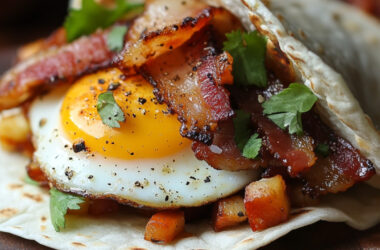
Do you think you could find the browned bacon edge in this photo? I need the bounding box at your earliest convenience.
[301,112,375,196]
[239,78,376,197]
[117,7,225,74]
[140,27,234,144]
[0,28,118,111]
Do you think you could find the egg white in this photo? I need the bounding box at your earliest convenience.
[29,85,259,208]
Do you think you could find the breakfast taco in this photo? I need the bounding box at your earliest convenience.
[0,0,380,249]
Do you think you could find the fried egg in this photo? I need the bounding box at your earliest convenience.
[29,68,258,208]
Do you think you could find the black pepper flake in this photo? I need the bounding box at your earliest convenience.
[65,168,74,180]
[98,79,105,84]
[186,181,190,185]
[73,139,86,153]
[88,175,94,179]
[204,176,211,183]
[151,168,155,171]
[189,176,196,180]
[237,211,244,217]
[132,114,136,118]
[165,195,169,201]
[39,118,47,127]
[138,97,147,105]
[108,183,111,186]
[135,181,142,187]
[68,157,73,161]
[108,82,120,91]
[130,152,134,156]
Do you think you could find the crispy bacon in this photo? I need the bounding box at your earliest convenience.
[233,76,374,196]
[233,84,317,176]
[192,120,264,171]
[119,5,221,73]
[0,29,115,111]
[302,113,375,196]
[127,0,209,42]
[141,28,234,144]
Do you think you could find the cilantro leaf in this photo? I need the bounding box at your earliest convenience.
[233,110,252,151]
[242,133,262,159]
[223,30,267,88]
[262,83,318,135]
[64,0,143,42]
[49,188,85,232]
[107,25,128,52]
[24,175,39,186]
[97,91,125,128]
[315,143,329,157]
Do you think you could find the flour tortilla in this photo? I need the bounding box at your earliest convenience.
[1,0,380,249]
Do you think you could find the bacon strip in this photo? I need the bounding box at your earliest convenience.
[0,29,115,111]
[141,28,234,144]
[302,113,375,196]
[192,120,263,171]
[233,84,317,176]
[119,6,219,73]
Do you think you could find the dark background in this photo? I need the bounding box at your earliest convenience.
[0,0,380,249]
[0,0,68,73]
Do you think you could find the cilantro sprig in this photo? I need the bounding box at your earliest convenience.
[233,110,262,159]
[97,91,125,128]
[223,30,267,88]
[50,188,85,232]
[242,133,262,159]
[107,25,128,52]
[315,143,330,157]
[24,175,40,186]
[262,83,318,135]
[64,0,143,42]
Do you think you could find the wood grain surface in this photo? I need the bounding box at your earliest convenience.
[0,1,379,249]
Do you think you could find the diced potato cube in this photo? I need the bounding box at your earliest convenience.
[212,195,247,232]
[0,110,30,142]
[144,210,185,244]
[244,175,290,231]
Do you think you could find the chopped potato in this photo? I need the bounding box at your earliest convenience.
[244,175,290,231]
[17,39,45,61]
[212,195,247,232]
[0,109,33,155]
[144,210,185,244]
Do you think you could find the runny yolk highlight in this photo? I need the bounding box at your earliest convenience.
[60,68,190,159]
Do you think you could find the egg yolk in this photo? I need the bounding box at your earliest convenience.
[60,68,190,159]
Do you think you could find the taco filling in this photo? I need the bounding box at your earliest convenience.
[0,0,377,245]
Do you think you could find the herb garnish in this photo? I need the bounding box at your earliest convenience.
[223,30,267,88]
[107,25,128,52]
[262,83,318,135]
[64,0,143,42]
[242,133,262,159]
[315,143,330,157]
[97,91,125,128]
[24,175,39,186]
[50,188,85,232]
[233,110,262,159]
